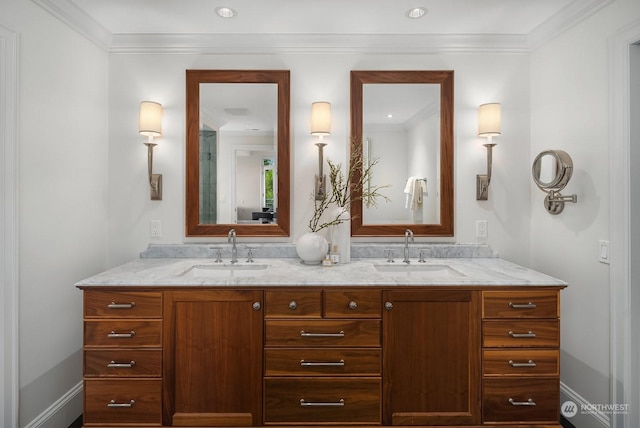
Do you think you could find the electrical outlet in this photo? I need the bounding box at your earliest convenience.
[476,220,488,239]
[150,220,162,238]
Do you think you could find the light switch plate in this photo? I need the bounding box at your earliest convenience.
[598,240,610,264]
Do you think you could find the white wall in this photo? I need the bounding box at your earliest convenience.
[530,0,640,426]
[3,0,109,426]
[107,52,533,266]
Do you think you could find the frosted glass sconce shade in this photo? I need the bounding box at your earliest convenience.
[478,103,501,138]
[139,101,163,138]
[310,102,331,136]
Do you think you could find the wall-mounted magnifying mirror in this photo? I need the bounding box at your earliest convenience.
[186,70,290,237]
[532,149,577,215]
[350,70,454,237]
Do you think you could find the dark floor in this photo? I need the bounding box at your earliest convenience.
[68,415,82,428]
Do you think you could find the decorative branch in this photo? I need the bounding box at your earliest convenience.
[308,144,390,232]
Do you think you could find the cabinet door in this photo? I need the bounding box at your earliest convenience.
[382,290,481,426]
[163,290,263,427]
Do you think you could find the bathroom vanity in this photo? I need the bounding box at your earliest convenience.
[77,247,566,428]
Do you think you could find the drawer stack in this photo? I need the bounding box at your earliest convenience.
[481,290,560,424]
[263,289,382,424]
[83,290,163,426]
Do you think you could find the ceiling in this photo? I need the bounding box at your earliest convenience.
[35,0,611,52]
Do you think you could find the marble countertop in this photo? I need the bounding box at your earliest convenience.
[75,255,567,288]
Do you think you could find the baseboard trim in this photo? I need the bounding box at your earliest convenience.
[560,381,611,428]
[24,381,83,428]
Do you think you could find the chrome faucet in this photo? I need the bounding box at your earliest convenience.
[228,229,238,264]
[403,229,414,264]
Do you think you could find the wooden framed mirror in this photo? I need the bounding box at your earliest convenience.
[186,70,290,237]
[350,70,454,237]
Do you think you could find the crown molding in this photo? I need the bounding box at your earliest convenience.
[31,0,112,50]
[32,0,612,54]
[528,0,614,51]
[108,33,530,54]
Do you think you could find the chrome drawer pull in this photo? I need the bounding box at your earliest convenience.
[300,330,345,338]
[107,360,136,368]
[509,398,536,406]
[348,301,358,310]
[107,302,136,309]
[107,399,135,408]
[108,331,136,339]
[300,398,345,407]
[508,359,536,368]
[300,359,345,367]
[509,302,536,309]
[508,330,536,338]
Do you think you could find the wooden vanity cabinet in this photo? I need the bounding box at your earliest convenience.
[81,285,564,428]
[481,290,561,424]
[163,289,263,427]
[382,290,482,426]
[263,289,382,425]
[82,290,163,427]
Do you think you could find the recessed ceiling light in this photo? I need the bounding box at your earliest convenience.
[407,7,426,19]
[216,6,236,18]
[387,114,393,118]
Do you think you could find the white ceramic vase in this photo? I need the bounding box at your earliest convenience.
[296,232,329,265]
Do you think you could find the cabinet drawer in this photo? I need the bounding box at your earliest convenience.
[483,320,559,348]
[264,378,381,423]
[265,320,380,347]
[85,291,162,318]
[483,349,559,376]
[85,349,162,377]
[83,379,162,425]
[265,290,322,318]
[265,348,381,376]
[84,320,162,347]
[483,378,559,423]
[483,291,559,319]
[324,290,381,318]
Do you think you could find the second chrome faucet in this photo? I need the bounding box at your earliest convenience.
[228,228,238,264]
[403,229,414,264]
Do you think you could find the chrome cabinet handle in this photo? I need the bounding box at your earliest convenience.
[107,302,136,309]
[108,331,136,338]
[509,302,537,309]
[289,301,298,310]
[300,330,345,338]
[509,330,536,338]
[300,359,345,367]
[107,360,136,368]
[509,398,536,406]
[107,399,135,408]
[385,302,393,311]
[300,398,345,407]
[348,301,358,310]
[252,302,261,311]
[508,359,536,368]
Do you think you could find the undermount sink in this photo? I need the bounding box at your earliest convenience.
[373,263,465,278]
[179,263,270,278]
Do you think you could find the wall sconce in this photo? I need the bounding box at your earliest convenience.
[310,101,331,200]
[139,101,164,200]
[476,102,501,201]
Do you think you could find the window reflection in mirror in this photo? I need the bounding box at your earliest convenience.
[186,70,290,237]
[350,70,454,237]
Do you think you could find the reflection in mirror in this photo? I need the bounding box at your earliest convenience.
[362,84,441,225]
[186,70,290,237]
[350,70,454,237]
